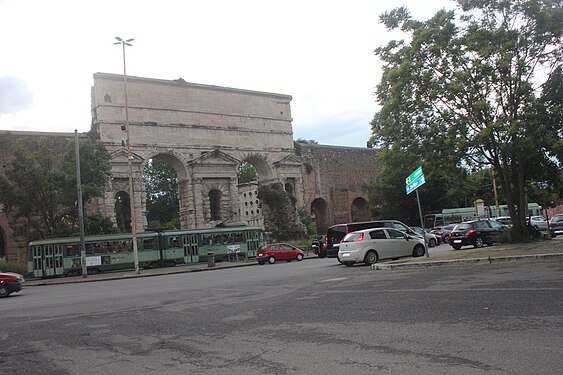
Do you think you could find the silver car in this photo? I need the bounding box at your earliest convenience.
[338,228,426,267]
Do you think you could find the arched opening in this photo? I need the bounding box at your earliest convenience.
[143,155,182,229]
[284,182,294,194]
[0,226,6,258]
[237,161,258,184]
[311,198,329,235]
[241,155,273,183]
[351,197,370,222]
[209,189,222,220]
[115,191,131,232]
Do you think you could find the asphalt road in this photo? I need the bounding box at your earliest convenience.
[1,258,562,374]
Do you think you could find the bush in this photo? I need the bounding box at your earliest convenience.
[0,258,28,275]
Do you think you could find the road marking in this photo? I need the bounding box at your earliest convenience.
[319,277,347,283]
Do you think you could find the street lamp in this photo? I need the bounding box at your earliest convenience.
[114,36,139,274]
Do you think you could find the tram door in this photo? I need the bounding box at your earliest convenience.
[31,244,64,277]
[182,234,199,263]
[245,230,260,257]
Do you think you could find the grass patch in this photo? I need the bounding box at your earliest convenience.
[390,237,563,264]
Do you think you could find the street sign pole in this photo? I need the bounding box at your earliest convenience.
[416,189,428,257]
[406,166,428,257]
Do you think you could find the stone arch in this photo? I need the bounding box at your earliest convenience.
[142,152,186,229]
[284,180,295,194]
[311,198,329,235]
[351,197,370,222]
[115,190,131,231]
[241,154,273,183]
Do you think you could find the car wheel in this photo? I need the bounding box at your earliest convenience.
[363,250,378,265]
[344,262,354,267]
[296,253,304,261]
[0,285,10,298]
[473,237,484,248]
[413,245,425,257]
[258,260,265,265]
[452,244,462,250]
[429,238,436,247]
[268,256,276,264]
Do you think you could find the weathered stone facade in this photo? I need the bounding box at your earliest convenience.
[0,73,382,263]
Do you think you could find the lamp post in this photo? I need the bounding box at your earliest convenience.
[114,36,139,274]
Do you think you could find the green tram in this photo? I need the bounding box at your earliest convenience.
[28,225,265,278]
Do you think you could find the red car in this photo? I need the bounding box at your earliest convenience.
[0,271,25,298]
[256,243,304,265]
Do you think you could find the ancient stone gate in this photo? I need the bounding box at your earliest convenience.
[0,74,381,262]
[91,73,304,231]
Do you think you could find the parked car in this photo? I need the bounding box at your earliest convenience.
[256,243,304,265]
[0,271,25,298]
[493,216,512,227]
[528,216,548,231]
[322,220,423,258]
[430,225,455,243]
[549,214,563,236]
[411,226,440,247]
[337,228,426,267]
[449,219,505,250]
[311,238,322,255]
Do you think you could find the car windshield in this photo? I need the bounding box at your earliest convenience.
[342,232,362,242]
[454,223,472,231]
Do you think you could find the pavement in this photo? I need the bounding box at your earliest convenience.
[25,243,563,287]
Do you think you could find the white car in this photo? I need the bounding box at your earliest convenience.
[411,226,440,247]
[338,228,426,267]
[528,216,548,231]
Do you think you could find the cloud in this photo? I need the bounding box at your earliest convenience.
[0,76,33,115]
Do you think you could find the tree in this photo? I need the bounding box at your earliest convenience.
[370,0,562,240]
[143,158,180,229]
[0,137,113,239]
[237,161,258,184]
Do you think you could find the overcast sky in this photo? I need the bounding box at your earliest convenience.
[0,0,455,147]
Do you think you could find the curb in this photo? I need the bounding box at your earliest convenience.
[25,255,319,287]
[371,253,563,270]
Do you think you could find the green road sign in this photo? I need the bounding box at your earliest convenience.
[405,166,423,185]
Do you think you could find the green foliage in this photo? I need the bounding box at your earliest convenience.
[237,161,258,184]
[84,213,119,235]
[258,183,301,240]
[298,207,317,235]
[371,0,562,239]
[0,137,112,240]
[0,258,28,275]
[143,158,180,228]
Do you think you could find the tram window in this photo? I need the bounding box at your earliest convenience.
[85,244,95,255]
[143,239,154,250]
[66,244,79,257]
[168,237,179,248]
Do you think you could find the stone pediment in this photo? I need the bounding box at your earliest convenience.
[188,149,240,166]
[111,149,144,164]
[273,154,302,166]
